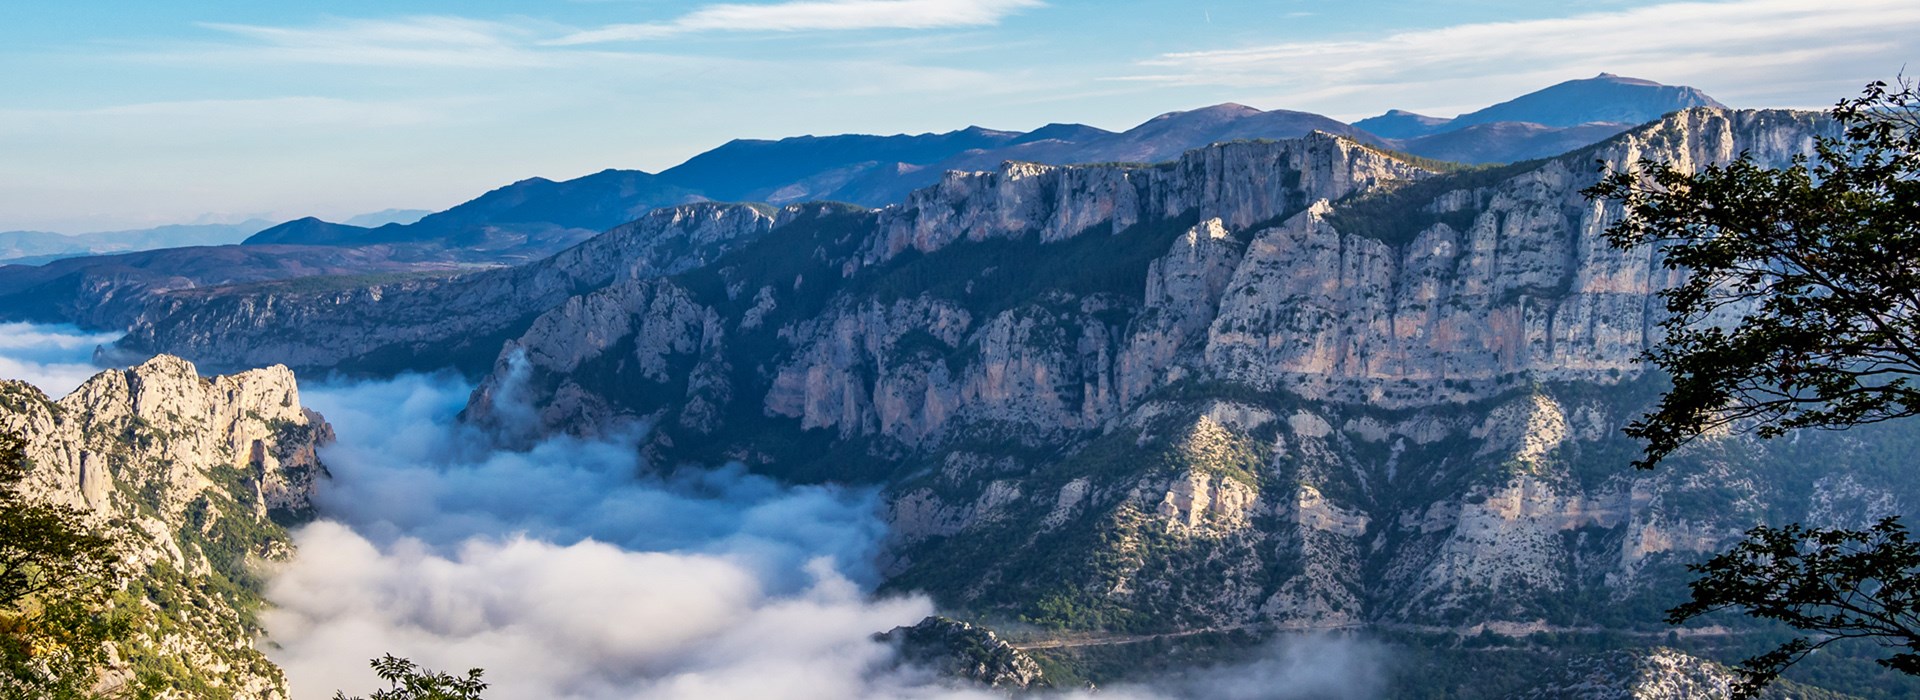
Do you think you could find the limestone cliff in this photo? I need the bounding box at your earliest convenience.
[115,202,776,376]
[0,356,333,699]
[436,109,1873,642]
[99,108,1891,695]
[877,616,1051,691]
[1513,648,1851,699]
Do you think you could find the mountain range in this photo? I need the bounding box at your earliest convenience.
[238,73,1720,255]
[90,105,1920,697]
[0,73,1729,332]
[4,61,1917,697]
[0,210,430,266]
[1355,73,1729,137]
[0,220,275,266]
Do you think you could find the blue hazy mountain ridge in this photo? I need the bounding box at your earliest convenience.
[242,103,1373,250]
[1,73,1728,333]
[0,242,462,327]
[1451,73,1727,128]
[1354,73,1728,138]
[1009,122,1116,145]
[3,206,430,265]
[1397,121,1636,165]
[246,74,1717,252]
[831,104,1380,205]
[0,220,275,265]
[245,169,706,254]
[341,208,432,228]
[655,125,1030,201]
[241,128,1066,250]
[1350,109,1454,139]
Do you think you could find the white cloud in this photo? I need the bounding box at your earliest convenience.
[0,325,1400,699]
[263,367,1397,699]
[192,16,561,68]
[0,322,121,398]
[265,525,940,700]
[270,372,936,699]
[551,0,1044,44]
[1124,0,1920,118]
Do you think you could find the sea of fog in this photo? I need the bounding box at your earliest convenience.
[1,322,1387,700]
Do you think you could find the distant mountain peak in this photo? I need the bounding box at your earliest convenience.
[243,216,371,246]
[1450,74,1725,129]
[1591,72,1660,86]
[1356,73,1725,145]
[1352,109,1454,139]
[1149,103,1262,122]
[1009,122,1113,146]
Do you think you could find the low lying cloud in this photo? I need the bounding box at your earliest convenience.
[1131,636,1392,700]
[0,323,1395,698]
[266,523,940,700]
[552,0,1045,45]
[276,370,1397,699]
[0,322,121,398]
[275,373,930,699]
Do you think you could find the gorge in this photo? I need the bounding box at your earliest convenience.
[2,82,1914,698]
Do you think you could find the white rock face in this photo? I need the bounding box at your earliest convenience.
[121,202,775,374]
[865,133,1424,262]
[108,110,1866,648]
[0,355,333,700]
[1203,110,1829,408]
[430,111,1885,640]
[1516,648,1746,699]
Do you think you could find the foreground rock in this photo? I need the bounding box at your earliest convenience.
[878,616,1051,691]
[1515,648,1849,700]
[0,355,332,700]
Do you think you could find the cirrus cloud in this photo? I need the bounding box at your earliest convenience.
[551,0,1045,44]
[1120,0,1920,118]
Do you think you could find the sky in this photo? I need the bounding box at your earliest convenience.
[0,0,1913,233]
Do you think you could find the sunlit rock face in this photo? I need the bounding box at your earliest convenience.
[0,355,333,699]
[1512,647,1802,699]
[105,109,1884,681]
[435,109,1882,646]
[115,202,776,377]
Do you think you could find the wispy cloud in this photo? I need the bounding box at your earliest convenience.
[1123,0,1920,116]
[551,0,1044,44]
[187,16,562,68]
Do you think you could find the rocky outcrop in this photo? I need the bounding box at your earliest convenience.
[1513,647,1847,699]
[0,356,333,700]
[1204,109,1830,407]
[86,110,1878,687]
[876,616,1050,691]
[441,110,1876,638]
[865,133,1424,262]
[464,109,1832,453]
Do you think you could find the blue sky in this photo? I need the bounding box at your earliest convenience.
[1,0,1913,232]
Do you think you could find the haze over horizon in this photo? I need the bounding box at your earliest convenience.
[2,0,1913,232]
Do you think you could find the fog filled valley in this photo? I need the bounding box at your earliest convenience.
[3,6,1919,694]
[0,323,1396,699]
[11,103,1920,697]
